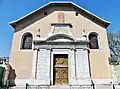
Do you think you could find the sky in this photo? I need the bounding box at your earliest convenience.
[0,0,120,56]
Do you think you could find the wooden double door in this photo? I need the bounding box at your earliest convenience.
[53,54,68,85]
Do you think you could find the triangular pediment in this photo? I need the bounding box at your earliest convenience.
[10,1,110,29]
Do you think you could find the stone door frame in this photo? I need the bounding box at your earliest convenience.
[51,50,69,85]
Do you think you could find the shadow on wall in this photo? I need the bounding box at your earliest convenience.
[8,66,16,86]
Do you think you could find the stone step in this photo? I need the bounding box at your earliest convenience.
[8,84,113,89]
[50,85,70,89]
[9,86,25,89]
[114,85,120,89]
[9,85,70,89]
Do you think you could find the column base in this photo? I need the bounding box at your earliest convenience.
[69,78,91,85]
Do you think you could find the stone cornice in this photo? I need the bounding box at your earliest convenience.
[33,40,89,45]
[51,23,73,28]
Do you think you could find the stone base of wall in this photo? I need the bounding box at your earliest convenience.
[94,84,112,89]
[9,79,113,89]
[11,79,50,86]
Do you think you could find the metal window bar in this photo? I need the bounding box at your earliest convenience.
[70,85,92,89]
[70,85,82,89]
[26,84,50,89]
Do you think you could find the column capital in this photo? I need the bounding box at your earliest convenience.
[46,48,53,51]
[33,48,39,51]
[70,48,76,51]
[83,48,90,53]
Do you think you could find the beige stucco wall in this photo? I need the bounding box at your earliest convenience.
[9,6,111,79]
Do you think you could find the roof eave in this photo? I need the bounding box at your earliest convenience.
[105,22,111,28]
[9,1,111,28]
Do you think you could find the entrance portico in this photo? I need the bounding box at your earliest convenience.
[32,34,91,87]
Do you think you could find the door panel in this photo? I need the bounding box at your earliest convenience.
[55,68,68,84]
[54,54,68,85]
[56,58,68,65]
[61,68,68,84]
[55,68,61,84]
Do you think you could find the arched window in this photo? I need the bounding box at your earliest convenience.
[21,32,33,49]
[89,32,99,49]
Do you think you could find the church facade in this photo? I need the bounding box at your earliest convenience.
[9,1,112,89]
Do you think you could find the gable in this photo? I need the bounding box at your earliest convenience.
[9,1,110,30]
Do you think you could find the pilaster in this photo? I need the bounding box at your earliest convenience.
[76,48,91,85]
[69,48,77,85]
[36,48,51,85]
[32,48,39,79]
